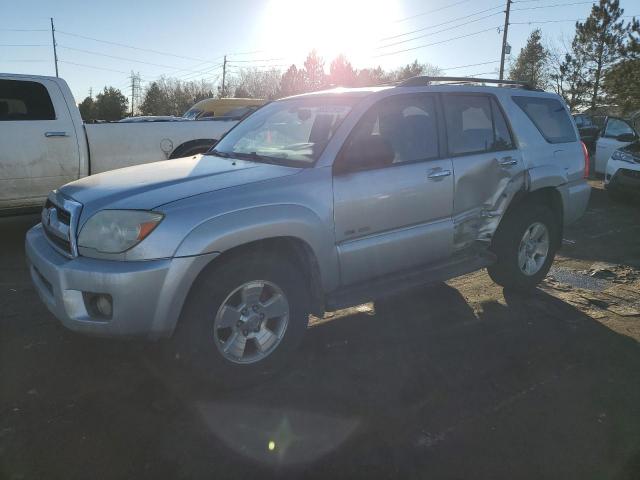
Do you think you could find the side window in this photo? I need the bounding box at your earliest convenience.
[444,95,494,155]
[604,118,635,138]
[574,115,583,127]
[491,98,515,151]
[342,94,439,167]
[513,96,576,144]
[0,79,55,121]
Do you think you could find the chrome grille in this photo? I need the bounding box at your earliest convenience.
[41,192,82,258]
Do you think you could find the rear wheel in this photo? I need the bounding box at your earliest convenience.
[169,250,310,386]
[488,203,560,291]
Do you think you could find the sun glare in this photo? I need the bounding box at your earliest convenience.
[259,0,400,68]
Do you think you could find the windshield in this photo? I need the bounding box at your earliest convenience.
[209,97,355,166]
[183,108,202,120]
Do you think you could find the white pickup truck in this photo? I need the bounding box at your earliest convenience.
[0,73,239,214]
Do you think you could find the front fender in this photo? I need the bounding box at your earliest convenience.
[174,204,339,292]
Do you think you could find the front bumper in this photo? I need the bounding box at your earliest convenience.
[25,224,218,339]
[605,160,640,194]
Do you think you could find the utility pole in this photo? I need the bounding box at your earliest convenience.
[88,87,93,99]
[50,17,59,77]
[221,55,227,97]
[499,0,512,80]
[129,71,140,116]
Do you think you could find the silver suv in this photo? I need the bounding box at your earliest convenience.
[26,77,591,378]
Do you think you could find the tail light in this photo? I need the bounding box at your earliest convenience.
[581,141,590,178]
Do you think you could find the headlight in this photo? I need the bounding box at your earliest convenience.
[78,210,164,253]
[611,150,636,164]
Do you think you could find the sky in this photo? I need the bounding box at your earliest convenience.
[2,0,637,104]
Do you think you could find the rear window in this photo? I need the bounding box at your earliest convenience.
[513,96,576,144]
[0,79,55,121]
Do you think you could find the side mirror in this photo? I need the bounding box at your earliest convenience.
[616,133,636,143]
[334,136,395,175]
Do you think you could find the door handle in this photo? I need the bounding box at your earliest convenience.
[499,157,517,167]
[44,131,68,138]
[427,169,452,180]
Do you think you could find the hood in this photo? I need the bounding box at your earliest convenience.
[61,155,301,215]
[621,141,640,158]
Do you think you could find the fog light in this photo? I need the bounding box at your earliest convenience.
[95,295,113,318]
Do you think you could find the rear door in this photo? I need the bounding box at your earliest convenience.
[333,93,454,285]
[442,93,522,250]
[595,117,638,173]
[0,78,80,209]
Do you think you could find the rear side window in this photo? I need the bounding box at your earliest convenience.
[443,95,514,155]
[0,79,55,121]
[513,96,576,144]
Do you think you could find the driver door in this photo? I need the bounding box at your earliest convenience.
[332,93,454,286]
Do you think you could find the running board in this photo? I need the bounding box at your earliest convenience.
[325,250,496,311]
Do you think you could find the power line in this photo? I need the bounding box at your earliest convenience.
[441,60,501,71]
[0,44,48,47]
[0,28,48,32]
[378,12,503,49]
[227,58,285,63]
[381,3,505,41]
[58,60,131,74]
[1,59,48,62]
[374,26,500,57]
[393,0,474,23]
[511,14,638,24]
[57,45,227,74]
[511,1,595,11]
[56,30,223,64]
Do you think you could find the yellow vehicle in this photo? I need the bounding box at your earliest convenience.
[183,98,265,119]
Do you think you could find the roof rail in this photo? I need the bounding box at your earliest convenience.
[398,76,534,90]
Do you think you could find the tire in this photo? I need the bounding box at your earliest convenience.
[168,250,310,387]
[487,203,560,291]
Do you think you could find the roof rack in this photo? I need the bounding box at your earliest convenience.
[398,76,534,90]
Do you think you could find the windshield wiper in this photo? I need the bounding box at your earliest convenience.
[206,149,233,158]
[231,151,283,165]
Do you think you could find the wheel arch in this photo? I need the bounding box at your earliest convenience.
[169,138,217,159]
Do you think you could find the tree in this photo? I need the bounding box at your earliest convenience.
[78,96,95,121]
[228,67,281,99]
[329,54,357,87]
[553,53,591,110]
[571,0,631,108]
[94,87,128,121]
[509,29,550,89]
[139,81,166,116]
[279,64,306,97]
[139,77,215,116]
[602,58,640,114]
[355,66,387,87]
[303,50,326,91]
[388,60,441,82]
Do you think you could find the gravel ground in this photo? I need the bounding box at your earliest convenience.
[1,182,639,480]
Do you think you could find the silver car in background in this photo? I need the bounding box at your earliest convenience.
[26,77,591,381]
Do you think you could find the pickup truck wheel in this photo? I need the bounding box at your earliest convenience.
[171,252,310,386]
[488,204,559,291]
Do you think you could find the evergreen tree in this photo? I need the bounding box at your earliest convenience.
[329,54,357,87]
[78,96,95,121]
[509,29,549,89]
[303,50,326,91]
[571,0,631,108]
[279,64,306,97]
[94,87,128,121]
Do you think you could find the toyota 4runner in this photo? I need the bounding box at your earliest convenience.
[26,77,591,378]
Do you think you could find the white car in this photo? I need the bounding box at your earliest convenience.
[604,141,640,200]
[594,116,639,174]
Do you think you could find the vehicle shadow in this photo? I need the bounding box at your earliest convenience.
[31,282,634,480]
[560,184,640,266]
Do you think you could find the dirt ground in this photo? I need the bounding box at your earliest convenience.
[1,181,639,480]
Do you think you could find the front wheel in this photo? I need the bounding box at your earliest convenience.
[169,251,310,386]
[488,204,560,291]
